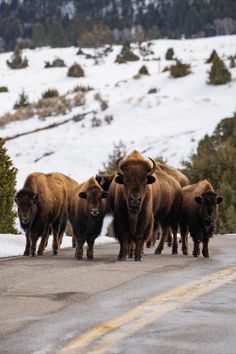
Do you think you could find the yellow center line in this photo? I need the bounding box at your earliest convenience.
[58,267,236,354]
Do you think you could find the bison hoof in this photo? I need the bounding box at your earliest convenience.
[53,250,58,256]
[172,250,178,255]
[168,243,172,247]
[23,251,29,256]
[117,255,126,261]
[87,257,94,261]
[202,252,209,258]
[134,256,141,261]
[182,251,188,256]
[154,248,162,255]
[128,254,133,259]
[146,242,151,248]
[31,252,35,257]
[192,252,198,257]
[37,250,44,256]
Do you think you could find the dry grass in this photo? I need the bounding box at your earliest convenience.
[0,92,86,127]
[94,92,108,111]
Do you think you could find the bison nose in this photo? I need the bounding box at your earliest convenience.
[129,195,141,205]
[91,208,99,216]
[22,217,30,224]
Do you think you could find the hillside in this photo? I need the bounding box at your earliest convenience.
[0,35,235,189]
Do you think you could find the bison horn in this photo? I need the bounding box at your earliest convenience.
[116,158,124,175]
[147,158,156,175]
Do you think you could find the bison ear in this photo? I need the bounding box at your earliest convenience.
[217,196,223,204]
[79,192,87,199]
[102,191,109,199]
[115,175,124,184]
[147,175,156,184]
[194,196,203,204]
[32,193,39,203]
[14,195,19,204]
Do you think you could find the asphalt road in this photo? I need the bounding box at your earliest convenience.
[0,234,236,354]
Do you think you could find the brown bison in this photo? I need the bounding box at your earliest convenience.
[70,177,109,260]
[15,172,67,256]
[152,162,189,251]
[179,180,223,258]
[48,172,79,248]
[151,164,182,255]
[108,150,157,261]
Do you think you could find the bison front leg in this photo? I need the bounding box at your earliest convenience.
[37,226,50,256]
[202,238,209,258]
[128,241,135,258]
[193,240,200,257]
[23,231,30,256]
[75,237,85,260]
[134,238,144,261]
[179,223,188,255]
[117,239,128,261]
[29,233,38,257]
[87,239,95,260]
[155,223,168,255]
[171,223,178,255]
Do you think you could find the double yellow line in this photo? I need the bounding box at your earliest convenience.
[59,266,236,354]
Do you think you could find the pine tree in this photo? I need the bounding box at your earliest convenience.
[208,57,231,85]
[0,138,17,233]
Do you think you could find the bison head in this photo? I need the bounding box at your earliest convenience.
[14,188,39,231]
[194,191,223,230]
[79,185,108,217]
[115,157,156,215]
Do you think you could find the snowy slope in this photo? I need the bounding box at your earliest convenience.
[0,35,235,256]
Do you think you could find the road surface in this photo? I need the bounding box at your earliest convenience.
[0,234,236,354]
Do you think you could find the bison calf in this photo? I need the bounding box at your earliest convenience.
[179,180,223,258]
[15,172,67,256]
[70,177,109,260]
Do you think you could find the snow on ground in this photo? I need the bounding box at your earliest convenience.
[0,216,115,258]
[0,35,235,257]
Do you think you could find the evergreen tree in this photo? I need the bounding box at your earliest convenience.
[0,138,17,234]
[182,115,236,233]
[208,57,231,85]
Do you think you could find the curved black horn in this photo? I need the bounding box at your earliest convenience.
[147,158,156,175]
[116,158,124,175]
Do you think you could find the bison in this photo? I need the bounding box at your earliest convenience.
[15,172,67,256]
[151,164,182,255]
[179,180,223,258]
[108,150,157,261]
[152,162,189,252]
[48,172,79,248]
[70,177,109,260]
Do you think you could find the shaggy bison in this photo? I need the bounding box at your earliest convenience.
[70,177,109,260]
[108,150,157,261]
[15,172,67,256]
[179,180,223,257]
[48,172,79,247]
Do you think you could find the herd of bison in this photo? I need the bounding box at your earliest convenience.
[14,150,223,261]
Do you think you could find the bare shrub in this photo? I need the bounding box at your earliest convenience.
[42,89,59,99]
[0,86,8,93]
[104,115,113,124]
[68,63,85,77]
[94,92,108,111]
[91,116,102,127]
[73,85,93,93]
[45,58,66,68]
[7,48,28,69]
[73,92,86,106]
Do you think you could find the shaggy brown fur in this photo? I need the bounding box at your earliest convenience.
[15,172,67,256]
[70,177,109,260]
[108,150,157,261]
[49,172,79,247]
[151,164,182,255]
[152,163,189,252]
[179,180,223,258]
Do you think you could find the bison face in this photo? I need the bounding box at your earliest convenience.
[79,186,108,217]
[115,158,156,216]
[195,191,223,230]
[14,189,39,231]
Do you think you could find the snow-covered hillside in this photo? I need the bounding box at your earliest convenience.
[0,35,235,257]
[1,35,235,188]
